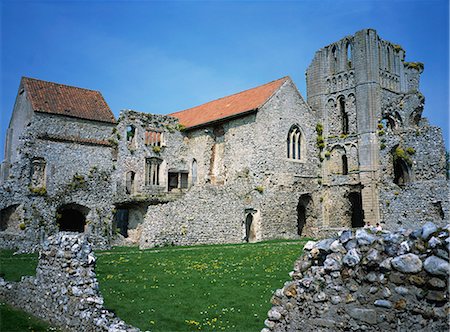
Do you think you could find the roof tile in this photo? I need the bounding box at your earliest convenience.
[170,76,289,128]
[22,77,116,124]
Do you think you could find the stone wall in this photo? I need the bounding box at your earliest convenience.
[0,233,139,332]
[263,222,449,331]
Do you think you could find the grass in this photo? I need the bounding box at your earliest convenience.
[96,239,307,331]
[0,250,38,281]
[0,302,58,332]
[0,239,308,332]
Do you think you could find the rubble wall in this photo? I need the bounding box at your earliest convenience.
[263,222,449,332]
[0,233,139,332]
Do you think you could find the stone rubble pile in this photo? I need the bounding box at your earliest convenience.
[263,222,449,331]
[0,233,139,332]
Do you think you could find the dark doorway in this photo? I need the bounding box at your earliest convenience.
[349,192,364,227]
[244,213,253,242]
[168,172,178,191]
[297,194,312,236]
[114,209,129,237]
[394,158,410,185]
[59,209,86,232]
[126,171,135,194]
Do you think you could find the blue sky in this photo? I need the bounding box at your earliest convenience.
[1,0,448,159]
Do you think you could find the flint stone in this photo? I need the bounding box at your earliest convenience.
[428,237,441,248]
[356,229,377,245]
[343,249,360,267]
[391,254,423,273]
[347,307,377,324]
[268,308,282,321]
[395,286,409,295]
[421,222,438,240]
[330,240,347,253]
[374,300,392,308]
[428,277,446,289]
[424,256,449,277]
[315,238,335,252]
[324,253,343,271]
[340,230,353,243]
[303,240,317,251]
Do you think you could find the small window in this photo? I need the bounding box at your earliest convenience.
[287,125,303,160]
[168,171,189,191]
[192,159,198,185]
[126,125,136,142]
[339,97,349,134]
[346,42,352,68]
[145,130,162,146]
[145,158,161,186]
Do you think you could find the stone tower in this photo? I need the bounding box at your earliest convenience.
[306,28,425,227]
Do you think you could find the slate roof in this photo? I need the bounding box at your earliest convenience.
[22,77,116,123]
[169,76,289,129]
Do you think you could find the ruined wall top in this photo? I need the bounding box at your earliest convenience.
[306,28,424,100]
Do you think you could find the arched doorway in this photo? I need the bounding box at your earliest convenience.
[57,204,89,232]
[393,158,410,185]
[348,192,364,228]
[297,194,312,236]
[244,213,253,242]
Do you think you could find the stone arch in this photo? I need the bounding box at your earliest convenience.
[57,203,90,233]
[287,124,305,161]
[297,194,312,236]
[329,145,347,175]
[393,158,411,185]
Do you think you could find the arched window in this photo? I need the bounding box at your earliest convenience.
[338,96,349,134]
[287,125,303,160]
[331,45,338,73]
[346,42,352,68]
[192,159,198,185]
[386,47,391,71]
[342,155,348,175]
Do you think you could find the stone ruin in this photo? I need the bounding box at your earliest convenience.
[0,233,139,332]
[263,222,449,331]
[0,28,448,252]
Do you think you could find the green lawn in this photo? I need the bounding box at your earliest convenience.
[0,250,38,281]
[96,240,306,332]
[0,302,59,332]
[0,240,306,332]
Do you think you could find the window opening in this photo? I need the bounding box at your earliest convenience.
[339,97,349,134]
[145,130,162,146]
[342,155,348,175]
[287,125,302,160]
[126,171,135,194]
[145,158,161,186]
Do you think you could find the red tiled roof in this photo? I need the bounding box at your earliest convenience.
[22,77,116,123]
[169,76,289,129]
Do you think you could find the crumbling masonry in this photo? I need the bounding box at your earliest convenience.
[0,29,448,250]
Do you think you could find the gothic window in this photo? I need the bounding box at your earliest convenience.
[339,96,349,134]
[31,158,46,188]
[145,130,162,146]
[145,158,162,186]
[387,47,391,71]
[287,125,303,160]
[346,42,352,68]
[331,45,338,73]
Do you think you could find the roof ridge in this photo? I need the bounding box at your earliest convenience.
[170,76,289,116]
[22,76,103,94]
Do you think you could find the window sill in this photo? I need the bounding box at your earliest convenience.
[286,158,306,164]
